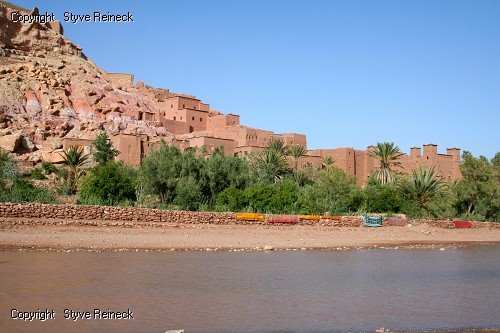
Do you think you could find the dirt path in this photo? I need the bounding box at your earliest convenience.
[1,222,499,251]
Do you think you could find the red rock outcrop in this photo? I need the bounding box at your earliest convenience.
[0,1,182,165]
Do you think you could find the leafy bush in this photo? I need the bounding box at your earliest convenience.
[362,181,403,213]
[0,149,18,191]
[215,185,247,212]
[78,162,136,206]
[41,162,57,175]
[137,143,185,203]
[243,183,275,212]
[172,176,203,210]
[203,147,252,204]
[216,180,300,213]
[296,167,361,214]
[266,179,300,213]
[0,179,56,204]
[30,168,46,180]
[453,152,500,221]
[425,185,457,219]
[53,167,72,195]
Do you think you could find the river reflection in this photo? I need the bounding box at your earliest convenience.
[0,245,499,333]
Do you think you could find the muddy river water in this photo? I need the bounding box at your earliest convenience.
[0,245,499,332]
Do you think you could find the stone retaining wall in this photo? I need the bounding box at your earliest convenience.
[0,203,497,228]
[301,216,363,227]
[0,203,237,225]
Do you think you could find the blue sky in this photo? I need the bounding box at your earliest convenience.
[16,0,500,158]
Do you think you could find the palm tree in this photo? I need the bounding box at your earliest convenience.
[369,142,404,185]
[60,146,90,194]
[322,156,335,170]
[289,145,307,170]
[399,166,444,214]
[257,148,290,183]
[293,169,312,186]
[267,138,288,155]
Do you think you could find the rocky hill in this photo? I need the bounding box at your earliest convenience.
[0,1,184,165]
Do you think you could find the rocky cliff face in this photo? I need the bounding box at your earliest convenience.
[0,1,177,165]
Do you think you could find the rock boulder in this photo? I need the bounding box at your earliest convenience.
[0,132,21,152]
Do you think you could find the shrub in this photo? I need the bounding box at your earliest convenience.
[0,179,56,204]
[172,176,203,211]
[78,162,136,206]
[217,180,300,213]
[362,182,403,213]
[296,167,361,214]
[0,149,18,191]
[244,183,275,212]
[137,143,184,203]
[30,168,46,180]
[215,185,247,212]
[266,179,300,213]
[41,162,57,175]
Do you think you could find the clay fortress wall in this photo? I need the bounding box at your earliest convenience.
[65,75,462,186]
[3,0,458,185]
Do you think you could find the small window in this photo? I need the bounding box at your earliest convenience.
[183,104,185,108]
[180,116,182,120]
[200,118,202,122]
[171,104,173,108]
[192,116,195,121]
[173,116,176,120]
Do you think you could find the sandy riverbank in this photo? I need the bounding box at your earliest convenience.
[1,220,499,251]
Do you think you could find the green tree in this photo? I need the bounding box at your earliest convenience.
[137,142,183,203]
[399,166,444,217]
[204,147,251,205]
[92,132,119,165]
[369,142,404,185]
[426,184,458,219]
[453,151,499,221]
[296,166,361,214]
[362,179,403,213]
[78,162,136,205]
[216,185,248,212]
[60,146,90,194]
[172,176,202,210]
[266,179,300,213]
[243,183,275,212]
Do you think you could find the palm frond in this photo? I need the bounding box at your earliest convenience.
[369,142,403,185]
[399,166,444,209]
[289,145,307,169]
